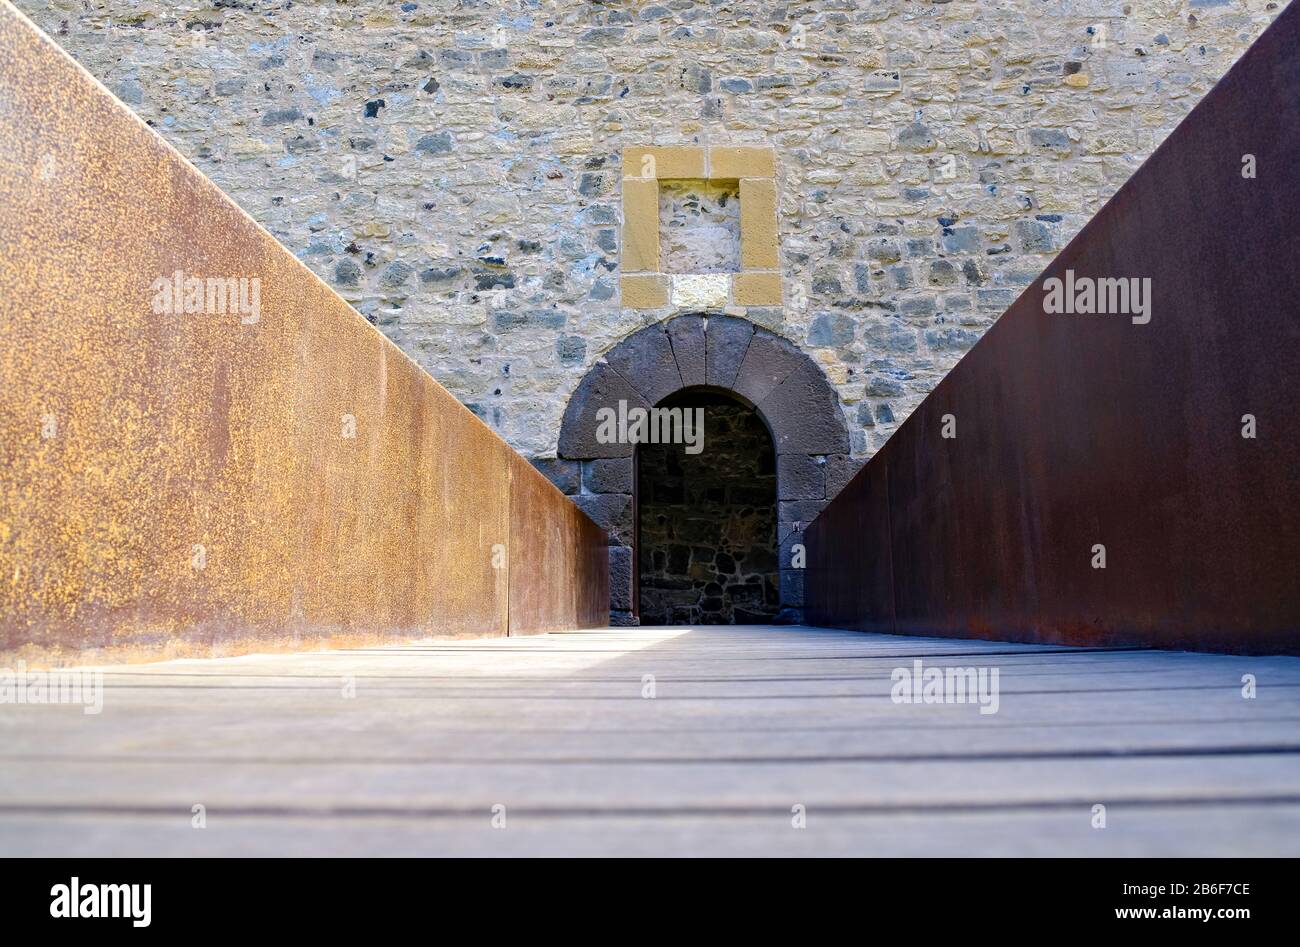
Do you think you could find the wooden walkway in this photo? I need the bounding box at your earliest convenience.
[3,625,1299,856]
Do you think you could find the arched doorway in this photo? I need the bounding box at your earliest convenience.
[554,314,855,626]
[637,389,779,624]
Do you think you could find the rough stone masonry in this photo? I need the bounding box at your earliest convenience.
[16,0,1281,593]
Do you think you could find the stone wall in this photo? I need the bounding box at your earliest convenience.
[638,394,780,625]
[15,0,1280,459]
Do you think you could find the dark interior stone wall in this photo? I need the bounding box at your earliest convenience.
[637,392,779,624]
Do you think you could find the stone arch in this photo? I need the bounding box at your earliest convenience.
[555,314,857,626]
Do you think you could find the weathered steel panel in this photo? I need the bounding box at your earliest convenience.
[807,4,1300,654]
[0,3,606,663]
[804,458,893,633]
[508,454,610,634]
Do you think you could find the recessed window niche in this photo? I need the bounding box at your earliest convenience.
[658,180,741,274]
[619,144,782,311]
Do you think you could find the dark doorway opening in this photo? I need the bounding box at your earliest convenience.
[636,390,779,625]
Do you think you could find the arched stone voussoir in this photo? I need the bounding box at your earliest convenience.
[603,321,683,406]
[704,314,755,388]
[733,327,806,407]
[558,360,651,459]
[757,360,851,455]
[664,314,707,388]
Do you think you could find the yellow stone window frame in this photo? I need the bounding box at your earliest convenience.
[619,145,781,310]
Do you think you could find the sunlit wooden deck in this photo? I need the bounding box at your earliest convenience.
[3,626,1299,856]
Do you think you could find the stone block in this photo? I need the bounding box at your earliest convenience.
[622,145,706,179]
[733,327,804,405]
[758,361,851,455]
[530,457,580,494]
[733,271,782,306]
[558,361,651,459]
[777,454,824,501]
[672,273,729,309]
[709,145,775,178]
[609,545,633,610]
[665,315,707,386]
[620,274,668,308]
[621,176,659,272]
[740,178,779,269]
[704,314,754,388]
[779,499,827,530]
[584,457,634,494]
[573,493,634,545]
[779,569,806,608]
[602,322,682,404]
[806,311,855,348]
[824,453,863,498]
[778,530,809,571]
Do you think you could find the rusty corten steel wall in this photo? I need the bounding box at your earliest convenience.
[806,4,1300,655]
[508,454,610,634]
[0,2,606,664]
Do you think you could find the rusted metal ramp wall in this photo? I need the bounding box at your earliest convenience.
[806,4,1300,655]
[0,3,606,664]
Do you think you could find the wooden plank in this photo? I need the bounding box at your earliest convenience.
[2,626,1298,855]
[4,804,1300,857]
